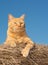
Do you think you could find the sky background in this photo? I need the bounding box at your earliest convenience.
[0,0,48,45]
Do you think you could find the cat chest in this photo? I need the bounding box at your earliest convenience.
[16,37,24,43]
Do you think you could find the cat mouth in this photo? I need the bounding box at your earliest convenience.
[18,27,23,29]
[14,27,25,32]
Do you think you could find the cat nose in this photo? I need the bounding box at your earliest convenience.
[18,23,21,27]
[18,23,23,27]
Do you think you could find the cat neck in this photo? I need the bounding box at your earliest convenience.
[7,30,27,39]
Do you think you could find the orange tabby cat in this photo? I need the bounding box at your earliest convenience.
[4,14,34,57]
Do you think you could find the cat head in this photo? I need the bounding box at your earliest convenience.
[8,14,25,33]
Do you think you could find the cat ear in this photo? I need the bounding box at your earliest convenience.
[20,14,25,20]
[8,14,14,21]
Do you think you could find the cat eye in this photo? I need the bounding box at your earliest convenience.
[20,22,23,24]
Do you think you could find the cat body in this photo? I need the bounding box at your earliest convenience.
[4,14,34,57]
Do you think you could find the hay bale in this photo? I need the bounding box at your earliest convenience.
[0,43,48,65]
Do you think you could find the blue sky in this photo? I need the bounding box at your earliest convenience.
[0,0,48,44]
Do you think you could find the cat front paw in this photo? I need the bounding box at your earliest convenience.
[21,49,29,57]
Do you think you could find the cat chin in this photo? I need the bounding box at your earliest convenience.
[15,30,25,32]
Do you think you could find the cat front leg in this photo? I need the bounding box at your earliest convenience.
[4,39,16,47]
[10,41,16,47]
[21,37,34,57]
